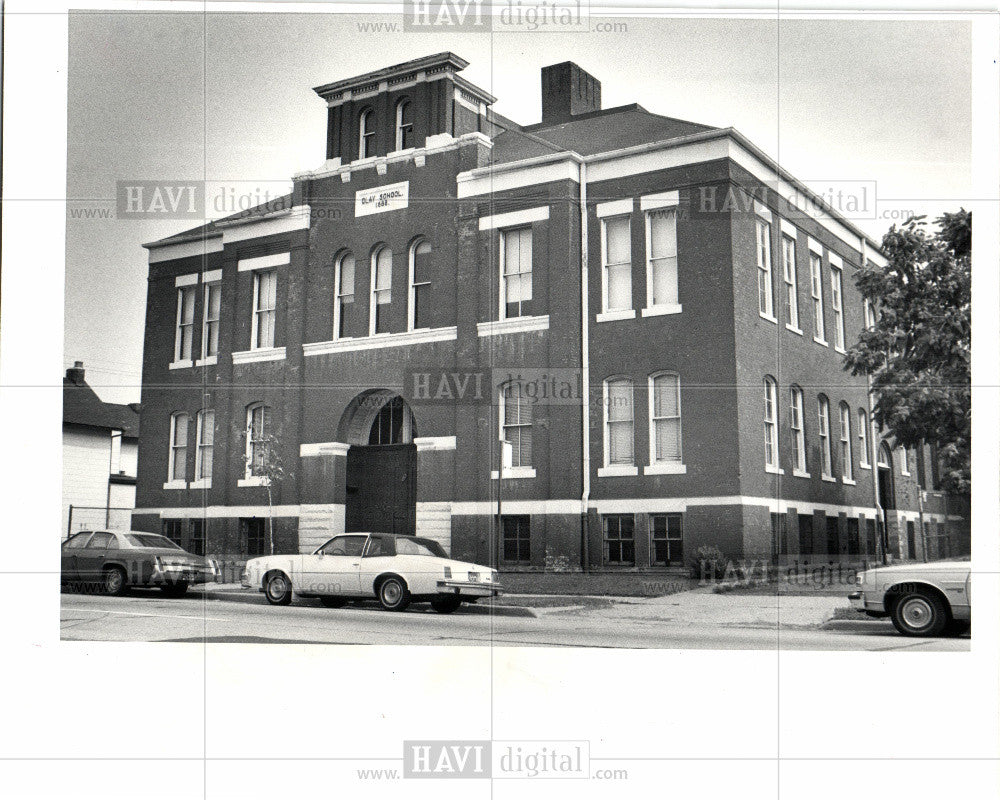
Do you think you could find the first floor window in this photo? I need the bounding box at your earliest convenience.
[202,282,221,358]
[195,409,215,481]
[335,252,355,339]
[839,402,853,481]
[605,378,634,465]
[189,519,206,556]
[162,519,183,547]
[603,514,635,566]
[252,269,277,349]
[502,383,532,468]
[174,286,196,361]
[649,513,683,566]
[650,372,682,463]
[603,215,632,311]
[647,209,678,307]
[858,408,870,466]
[764,376,779,469]
[818,396,833,478]
[790,386,806,472]
[168,412,188,482]
[409,239,432,330]
[770,513,788,559]
[756,218,773,317]
[246,404,272,478]
[501,516,531,564]
[502,226,532,318]
[370,245,392,335]
[241,518,267,556]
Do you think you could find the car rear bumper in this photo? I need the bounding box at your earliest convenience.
[152,562,219,586]
[436,580,502,598]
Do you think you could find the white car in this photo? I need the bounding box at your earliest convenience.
[849,559,971,637]
[241,532,502,613]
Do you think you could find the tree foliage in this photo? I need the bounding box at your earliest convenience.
[845,210,970,495]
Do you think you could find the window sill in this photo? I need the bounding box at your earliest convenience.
[195,355,218,367]
[860,463,872,471]
[765,465,785,475]
[813,337,829,347]
[900,471,911,478]
[596,309,636,323]
[490,467,536,479]
[304,327,457,355]
[759,312,778,325]
[238,476,270,487]
[842,477,857,486]
[163,480,187,490]
[477,316,549,337]
[834,346,848,355]
[598,465,638,477]
[168,359,193,371]
[641,304,682,318]
[189,478,212,490]
[233,347,286,364]
[821,475,838,483]
[785,324,804,336]
[792,469,811,479]
[643,463,687,475]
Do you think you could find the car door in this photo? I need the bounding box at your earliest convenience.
[299,535,366,596]
[61,532,93,581]
[77,531,114,582]
[358,535,393,595]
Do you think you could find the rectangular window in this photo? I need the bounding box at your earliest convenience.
[756,219,774,318]
[241,518,267,557]
[790,387,806,473]
[189,519,206,556]
[502,384,532,468]
[764,378,779,470]
[174,286,196,362]
[195,409,215,481]
[371,247,393,335]
[649,513,683,567]
[847,518,860,556]
[899,447,910,476]
[605,379,634,465]
[798,514,814,556]
[781,235,799,329]
[202,283,221,358]
[831,266,846,350]
[603,216,632,312]
[335,254,355,339]
[646,209,678,308]
[770,513,789,560]
[501,516,531,564]
[501,227,532,319]
[168,413,188,483]
[603,514,635,566]
[826,516,841,558]
[839,404,854,481]
[409,240,433,330]
[246,405,271,478]
[858,409,870,467]
[810,252,826,342]
[251,270,277,349]
[818,397,833,478]
[650,373,682,463]
[162,519,183,547]
[863,297,876,330]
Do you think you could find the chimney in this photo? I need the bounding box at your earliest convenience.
[66,361,85,385]
[540,61,601,125]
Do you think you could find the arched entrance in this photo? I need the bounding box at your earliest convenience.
[338,391,418,536]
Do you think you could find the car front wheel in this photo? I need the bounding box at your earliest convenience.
[377,577,410,612]
[264,572,292,606]
[891,591,948,637]
[103,566,127,596]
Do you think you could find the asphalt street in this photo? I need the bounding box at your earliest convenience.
[59,590,971,651]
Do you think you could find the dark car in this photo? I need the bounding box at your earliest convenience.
[61,529,219,597]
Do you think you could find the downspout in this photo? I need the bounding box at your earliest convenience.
[861,239,886,565]
[579,159,590,572]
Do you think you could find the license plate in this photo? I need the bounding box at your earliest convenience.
[468,573,479,583]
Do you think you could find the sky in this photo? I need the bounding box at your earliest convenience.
[64,11,972,403]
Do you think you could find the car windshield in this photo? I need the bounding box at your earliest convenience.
[125,534,183,550]
[395,537,447,558]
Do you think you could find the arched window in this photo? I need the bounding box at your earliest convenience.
[817,395,833,478]
[167,412,189,483]
[839,402,854,482]
[369,245,392,335]
[358,108,375,159]
[408,238,432,331]
[334,251,355,339]
[789,385,806,474]
[368,396,415,445]
[245,403,272,479]
[603,377,634,468]
[649,372,681,465]
[764,376,779,471]
[395,99,413,150]
[195,408,215,482]
[857,408,870,467]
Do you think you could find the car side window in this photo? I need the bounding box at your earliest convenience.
[87,532,114,549]
[106,534,120,549]
[365,537,386,558]
[65,533,92,549]
[341,536,367,557]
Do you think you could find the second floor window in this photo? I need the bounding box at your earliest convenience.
[818,395,833,478]
[650,372,682,463]
[858,408,870,467]
[409,239,432,330]
[334,252,355,339]
[251,270,277,349]
[202,282,221,358]
[839,402,853,481]
[790,385,806,473]
[246,403,271,478]
[168,412,188,482]
[831,265,846,350]
[647,209,678,308]
[603,216,632,312]
[174,286,195,362]
[395,100,413,150]
[604,378,634,466]
[195,408,214,481]
[782,235,799,329]
[810,251,826,342]
[756,219,773,318]
[502,383,532,468]
[764,376,779,469]
[370,245,393,335]
[359,108,375,159]
[501,227,532,319]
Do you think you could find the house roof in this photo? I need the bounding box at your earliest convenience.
[63,373,140,438]
[142,193,294,249]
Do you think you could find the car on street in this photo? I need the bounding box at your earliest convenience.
[61,529,220,597]
[241,532,502,613]
[848,559,971,637]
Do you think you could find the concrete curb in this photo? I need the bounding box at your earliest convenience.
[190,587,536,618]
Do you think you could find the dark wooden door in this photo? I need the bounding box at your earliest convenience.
[906,521,916,560]
[345,444,416,535]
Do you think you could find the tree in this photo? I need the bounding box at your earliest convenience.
[237,411,292,555]
[844,210,971,495]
